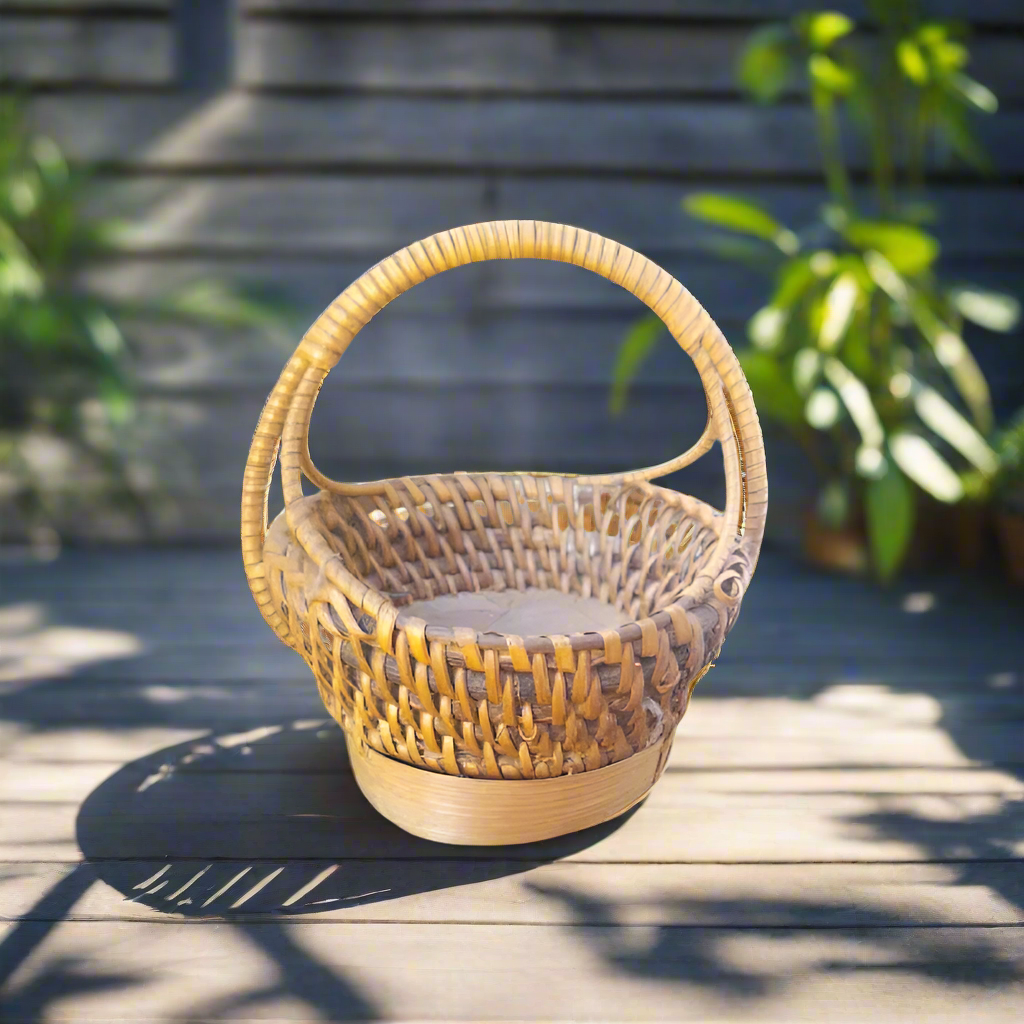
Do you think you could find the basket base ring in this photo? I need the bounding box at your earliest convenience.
[347,736,672,846]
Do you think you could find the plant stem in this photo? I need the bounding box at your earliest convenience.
[813,90,852,209]
[869,89,896,214]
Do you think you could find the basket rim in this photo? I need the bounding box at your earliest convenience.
[243,221,767,654]
[293,471,750,657]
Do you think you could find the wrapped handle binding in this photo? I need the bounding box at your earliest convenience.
[242,221,767,646]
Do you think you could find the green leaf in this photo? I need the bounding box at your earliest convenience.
[772,256,818,309]
[684,193,797,252]
[855,444,886,479]
[0,219,43,299]
[98,380,135,428]
[889,431,964,503]
[30,136,67,186]
[948,73,998,114]
[149,281,288,329]
[935,96,992,169]
[930,39,968,74]
[85,311,124,358]
[865,460,915,582]
[738,25,793,103]
[610,315,664,416]
[948,286,1021,333]
[8,173,39,217]
[799,11,855,50]
[916,23,951,48]
[748,306,787,350]
[702,233,783,273]
[822,357,884,448]
[738,349,804,428]
[805,387,841,429]
[793,348,822,395]
[897,40,930,85]
[818,271,860,351]
[911,381,999,476]
[910,310,993,434]
[845,221,939,276]
[809,250,839,277]
[808,54,855,95]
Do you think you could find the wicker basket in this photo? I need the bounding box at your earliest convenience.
[242,220,767,845]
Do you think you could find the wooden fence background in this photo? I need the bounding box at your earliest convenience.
[3,0,1023,541]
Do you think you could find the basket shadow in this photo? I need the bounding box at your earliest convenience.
[74,718,640,919]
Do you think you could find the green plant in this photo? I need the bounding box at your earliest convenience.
[992,408,1024,514]
[0,100,285,546]
[611,1,1019,582]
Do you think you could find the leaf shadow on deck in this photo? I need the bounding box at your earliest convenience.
[0,717,640,1023]
[809,570,1024,939]
[521,562,1024,999]
[525,885,1024,999]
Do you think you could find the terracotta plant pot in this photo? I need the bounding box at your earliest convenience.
[802,509,869,576]
[995,511,1024,586]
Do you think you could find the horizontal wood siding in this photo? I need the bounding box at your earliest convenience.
[237,19,1024,101]
[24,93,1024,172]
[0,16,174,86]
[8,0,1024,540]
[238,0,1024,23]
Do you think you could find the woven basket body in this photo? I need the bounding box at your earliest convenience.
[242,221,767,845]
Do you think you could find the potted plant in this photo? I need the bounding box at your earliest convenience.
[991,410,1024,584]
[610,3,1019,582]
[0,100,285,557]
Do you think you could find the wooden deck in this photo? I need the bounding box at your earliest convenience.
[1,547,1022,1022]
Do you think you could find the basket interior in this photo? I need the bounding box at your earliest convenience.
[402,587,631,636]
[316,475,724,631]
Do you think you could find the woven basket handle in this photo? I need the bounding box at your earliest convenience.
[243,221,766,644]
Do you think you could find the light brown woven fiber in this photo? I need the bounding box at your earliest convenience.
[241,221,767,838]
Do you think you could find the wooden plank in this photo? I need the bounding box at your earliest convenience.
[4,777,1023,862]
[3,860,1022,925]
[85,258,1024,381]
[239,0,1024,26]
[84,378,1016,511]
[98,177,1024,259]
[0,16,173,85]
[128,381,725,482]
[0,1,169,8]
[1,919,1022,1022]
[237,20,1024,102]
[3,717,1024,775]
[3,687,1023,784]
[25,93,1024,174]
[104,309,730,392]
[237,19,748,94]
[91,250,765,318]
[5,758,1024,805]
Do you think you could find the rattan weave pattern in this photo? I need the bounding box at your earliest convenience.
[242,220,766,785]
